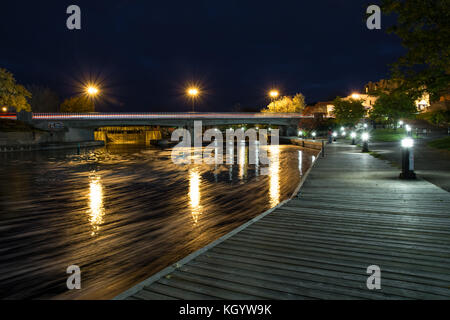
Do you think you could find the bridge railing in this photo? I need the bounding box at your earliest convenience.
[31,112,316,120]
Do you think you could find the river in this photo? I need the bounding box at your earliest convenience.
[0,143,317,299]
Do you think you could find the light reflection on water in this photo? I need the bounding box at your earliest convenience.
[88,175,105,236]
[0,144,317,299]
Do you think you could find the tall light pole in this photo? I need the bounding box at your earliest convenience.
[187,87,199,112]
[85,85,99,112]
[269,90,279,107]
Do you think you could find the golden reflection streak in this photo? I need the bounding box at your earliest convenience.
[88,176,105,236]
[238,142,247,180]
[269,145,280,207]
[189,168,203,224]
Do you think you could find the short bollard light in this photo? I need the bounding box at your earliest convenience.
[298,130,303,137]
[350,132,356,145]
[405,125,412,136]
[400,137,416,179]
[312,132,316,140]
[332,132,337,141]
[361,132,369,152]
[398,120,404,128]
[363,123,368,129]
[341,131,346,137]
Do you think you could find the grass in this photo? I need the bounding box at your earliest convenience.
[428,137,450,151]
[370,128,418,142]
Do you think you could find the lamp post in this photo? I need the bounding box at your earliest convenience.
[85,85,99,111]
[1,107,7,113]
[350,132,356,145]
[311,131,316,140]
[398,120,404,129]
[400,137,416,179]
[361,132,369,152]
[187,87,199,112]
[332,131,337,142]
[269,90,279,111]
[298,130,303,139]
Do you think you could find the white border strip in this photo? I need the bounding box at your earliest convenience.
[113,147,323,300]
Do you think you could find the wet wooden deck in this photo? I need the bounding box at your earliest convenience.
[115,143,450,300]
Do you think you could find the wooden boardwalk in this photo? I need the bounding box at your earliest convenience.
[115,143,450,300]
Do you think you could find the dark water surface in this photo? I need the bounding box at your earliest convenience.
[0,144,317,299]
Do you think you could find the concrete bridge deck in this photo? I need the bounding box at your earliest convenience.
[115,142,450,300]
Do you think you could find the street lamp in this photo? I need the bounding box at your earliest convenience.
[269,90,279,99]
[311,132,316,140]
[86,86,99,96]
[341,131,346,137]
[361,132,369,152]
[187,87,200,112]
[298,130,303,137]
[400,138,416,179]
[1,107,7,113]
[398,120,404,128]
[351,132,356,145]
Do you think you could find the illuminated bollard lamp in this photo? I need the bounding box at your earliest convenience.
[350,132,356,145]
[405,125,412,137]
[399,138,416,179]
[311,132,316,140]
[332,132,337,141]
[361,132,369,152]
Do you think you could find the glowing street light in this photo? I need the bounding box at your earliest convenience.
[351,93,361,100]
[187,87,200,112]
[398,120,404,128]
[400,137,416,179]
[311,132,316,140]
[1,107,7,112]
[269,90,279,99]
[341,131,346,137]
[298,130,303,137]
[86,86,99,96]
[363,123,368,129]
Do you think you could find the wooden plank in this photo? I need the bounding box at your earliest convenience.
[116,143,450,300]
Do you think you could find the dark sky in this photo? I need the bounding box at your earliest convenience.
[0,0,405,112]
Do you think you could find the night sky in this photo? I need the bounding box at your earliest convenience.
[0,0,404,112]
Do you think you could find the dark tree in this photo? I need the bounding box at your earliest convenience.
[382,0,450,101]
[27,85,60,113]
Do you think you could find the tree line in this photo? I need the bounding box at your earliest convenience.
[0,68,94,113]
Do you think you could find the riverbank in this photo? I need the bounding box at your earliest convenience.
[116,142,450,300]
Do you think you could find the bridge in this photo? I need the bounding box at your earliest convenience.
[4,112,316,143]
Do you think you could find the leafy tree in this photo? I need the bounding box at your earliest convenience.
[331,97,366,126]
[60,96,94,113]
[369,91,417,126]
[27,85,60,112]
[381,0,450,101]
[262,93,305,113]
[0,68,32,112]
